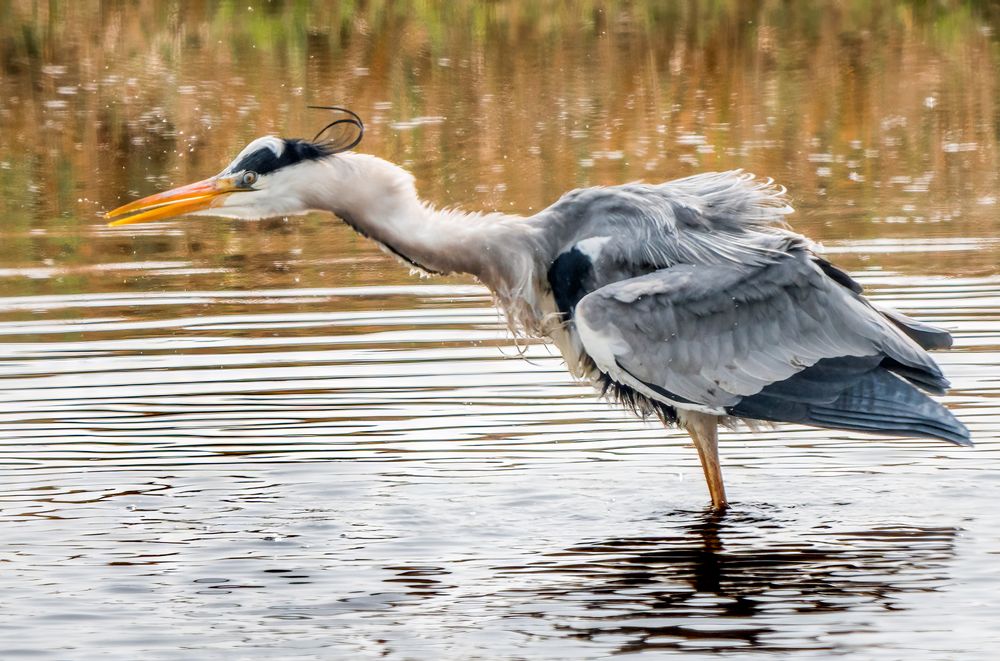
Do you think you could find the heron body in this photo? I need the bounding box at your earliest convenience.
[107,118,970,510]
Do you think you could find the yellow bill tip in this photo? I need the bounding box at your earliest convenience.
[104,176,239,227]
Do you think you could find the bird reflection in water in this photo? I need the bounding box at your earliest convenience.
[495,512,958,653]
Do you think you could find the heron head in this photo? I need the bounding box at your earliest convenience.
[106,107,364,226]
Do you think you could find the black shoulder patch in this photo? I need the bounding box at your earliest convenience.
[547,247,594,320]
[231,139,333,175]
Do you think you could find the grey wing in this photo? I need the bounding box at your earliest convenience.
[811,254,953,350]
[573,251,970,445]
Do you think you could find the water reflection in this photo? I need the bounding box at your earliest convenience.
[500,512,958,654]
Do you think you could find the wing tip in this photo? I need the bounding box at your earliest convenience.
[730,360,971,448]
[879,306,956,351]
[943,420,974,447]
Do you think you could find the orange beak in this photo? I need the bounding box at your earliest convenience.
[105,176,241,226]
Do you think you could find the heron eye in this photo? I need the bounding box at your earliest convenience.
[241,171,258,187]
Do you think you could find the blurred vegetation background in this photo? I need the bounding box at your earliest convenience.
[0,0,997,296]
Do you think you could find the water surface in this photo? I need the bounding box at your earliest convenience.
[0,2,998,659]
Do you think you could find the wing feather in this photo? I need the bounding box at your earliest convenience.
[542,171,966,445]
[574,250,948,411]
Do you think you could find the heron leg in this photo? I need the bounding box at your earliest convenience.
[683,411,728,511]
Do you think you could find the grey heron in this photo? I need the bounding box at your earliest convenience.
[105,108,970,511]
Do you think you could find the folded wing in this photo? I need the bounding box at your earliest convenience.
[573,250,969,446]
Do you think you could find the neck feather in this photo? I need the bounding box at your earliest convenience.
[305,153,538,295]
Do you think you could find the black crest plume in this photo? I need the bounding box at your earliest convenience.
[309,105,365,154]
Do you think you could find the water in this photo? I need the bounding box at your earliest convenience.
[1,2,999,659]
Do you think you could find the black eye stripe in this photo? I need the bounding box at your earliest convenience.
[230,139,332,175]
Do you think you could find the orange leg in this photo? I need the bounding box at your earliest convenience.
[684,412,728,511]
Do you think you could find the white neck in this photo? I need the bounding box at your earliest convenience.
[301,153,539,295]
